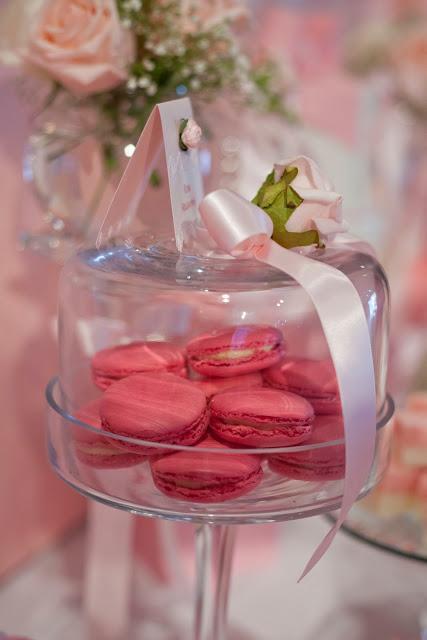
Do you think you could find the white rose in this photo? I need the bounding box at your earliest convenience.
[274,155,348,239]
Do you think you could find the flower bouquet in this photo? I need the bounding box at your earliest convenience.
[0,0,294,260]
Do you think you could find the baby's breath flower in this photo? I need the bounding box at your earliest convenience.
[237,54,250,69]
[146,82,158,96]
[143,59,155,71]
[127,76,138,90]
[121,17,132,29]
[190,78,201,90]
[154,43,167,56]
[137,76,150,88]
[194,61,207,74]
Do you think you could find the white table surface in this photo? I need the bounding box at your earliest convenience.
[0,515,425,640]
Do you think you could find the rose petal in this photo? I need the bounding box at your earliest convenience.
[285,192,342,233]
[314,217,349,236]
[22,0,134,97]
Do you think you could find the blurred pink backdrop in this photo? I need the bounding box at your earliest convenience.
[0,74,85,577]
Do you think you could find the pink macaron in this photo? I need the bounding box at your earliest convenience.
[192,372,264,399]
[187,325,284,378]
[210,388,314,447]
[264,358,341,415]
[150,436,263,502]
[92,341,186,390]
[100,373,208,453]
[269,414,345,480]
[73,400,145,468]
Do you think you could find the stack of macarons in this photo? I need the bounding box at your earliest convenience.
[71,324,345,503]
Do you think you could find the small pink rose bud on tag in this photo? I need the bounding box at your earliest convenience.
[179,118,202,150]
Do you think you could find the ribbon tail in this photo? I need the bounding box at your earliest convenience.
[255,240,377,580]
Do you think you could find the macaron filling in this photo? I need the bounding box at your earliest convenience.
[269,457,344,480]
[213,415,313,430]
[208,344,276,361]
[153,466,263,502]
[75,443,129,456]
[194,341,281,364]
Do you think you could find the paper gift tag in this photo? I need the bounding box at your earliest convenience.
[96,98,204,251]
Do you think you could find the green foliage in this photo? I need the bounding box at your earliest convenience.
[252,168,320,249]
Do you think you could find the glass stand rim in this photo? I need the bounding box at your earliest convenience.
[45,376,395,455]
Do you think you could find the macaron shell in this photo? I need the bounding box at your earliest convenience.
[269,415,345,480]
[210,388,314,447]
[92,341,186,390]
[264,357,341,415]
[308,397,342,415]
[192,372,264,399]
[187,325,284,378]
[100,373,208,452]
[73,400,145,468]
[150,437,263,502]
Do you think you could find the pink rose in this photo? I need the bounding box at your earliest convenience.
[181,118,202,149]
[24,0,135,97]
[180,0,247,34]
[274,156,348,239]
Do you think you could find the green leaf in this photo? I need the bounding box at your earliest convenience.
[103,143,119,172]
[252,170,275,207]
[179,118,189,151]
[149,169,162,188]
[272,225,319,250]
[252,165,321,249]
[260,177,286,208]
[286,184,303,211]
[282,165,298,185]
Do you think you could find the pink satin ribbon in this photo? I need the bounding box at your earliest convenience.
[200,189,377,580]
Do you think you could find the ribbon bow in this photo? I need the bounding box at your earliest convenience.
[199,189,377,581]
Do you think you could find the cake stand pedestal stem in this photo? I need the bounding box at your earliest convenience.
[194,524,236,640]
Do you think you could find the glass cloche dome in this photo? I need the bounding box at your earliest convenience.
[46,235,393,524]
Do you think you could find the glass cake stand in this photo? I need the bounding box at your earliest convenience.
[46,377,394,640]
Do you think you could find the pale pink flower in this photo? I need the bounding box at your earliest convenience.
[274,156,348,239]
[392,24,427,113]
[23,0,135,97]
[179,0,248,34]
[181,118,202,148]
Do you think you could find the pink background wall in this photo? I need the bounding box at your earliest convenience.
[0,76,84,577]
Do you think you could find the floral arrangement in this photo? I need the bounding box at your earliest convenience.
[252,156,346,249]
[0,0,292,166]
[345,13,427,121]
